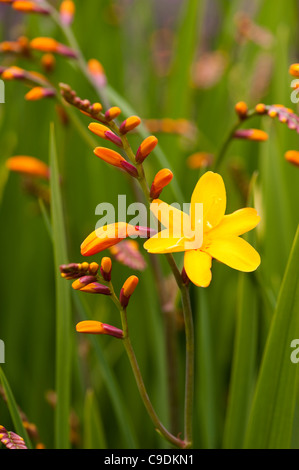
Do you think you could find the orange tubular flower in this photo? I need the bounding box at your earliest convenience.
[88,123,122,147]
[6,156,50,180]
[150,169,173,199]
[284,150,299,167]
[12,1,50,14]
[60,0,75,26]
[30,37,77,58]
[144,171,261,288]
[81,222,137,256]
[87,59,106,88]
[289,63,299,77]
[93,147,138,177]
[136,136,158,163]
[76,321,123,339]
[120,275,139,307]
[25,87,55,101]
[119,116,141,134]
[234,129,268,141]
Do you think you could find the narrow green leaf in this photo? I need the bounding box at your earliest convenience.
[83,389,107,449]
[49,123,72,449]
[0,367,32,448]
[222,273,258,448]
[244,225,299,448]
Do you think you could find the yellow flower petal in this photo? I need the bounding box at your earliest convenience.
[207,208,260,239]
[190,171,226,231]
[143,229,187,254]
[184,250,212,287]
[150,199,192,237]
[204,236,260,272]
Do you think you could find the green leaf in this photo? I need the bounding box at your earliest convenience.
[0,367,32,448]
[49,123,72,449]
[222,273,258,448]
[83,389,107,449]
[244,225,299,449]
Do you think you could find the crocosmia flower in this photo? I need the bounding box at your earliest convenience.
[144,171,261,287]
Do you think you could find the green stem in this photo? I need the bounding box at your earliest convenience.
[214,110,258,171]
[181,284,194,447]
[119,307,186,449]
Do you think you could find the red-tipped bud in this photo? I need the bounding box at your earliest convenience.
[284,150,299,167]
[234,129,268,142]
[119,275,139,307]
[12,1,50,14]
[88,59,106,87]
[76,320,123,339]
[88,123,122,147]
[135,136,158,163]
[105,107,121,121]
[149,169,173,199]
[100,257,112,282]
[72,275,98,290]
[119,116,141,134]
[79,282,111,295]
[25,86,55,101]
[60,0,75,26]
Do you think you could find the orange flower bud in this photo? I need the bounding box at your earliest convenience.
[88,123,122,147]
[12,1,50,14]
[136,136,158,163]
[255,103,267,114]
[25,86,55,101]
[289,63,299,77]
[81,222,136,256]
[120,275,139,307]
[88,58,106,87]
[93,147,137,176]
[285,150,299,167]
[72,276,97,291]
[76,320,123,339]
[93,147,126,168]
[100,257,112,281]
[119,116,141,134]
[150,169,173,199]
[235,101,248,119]
[91,102,103,114]
[30,37,77,58]
[89,262,99,275]
[6,156,50,179]
[60,0,75,26]
[1,66,26,80]
[234,129,268,142]
[41,53,56,73]
[186,152,213,169]
[105,107,121,121]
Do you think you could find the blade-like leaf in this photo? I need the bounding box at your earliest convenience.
[49,123,72,449]
[0,367,32,448]
[83,389,107,449]
[244,225,299,449]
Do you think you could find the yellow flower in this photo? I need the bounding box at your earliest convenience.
[144,171,261,287]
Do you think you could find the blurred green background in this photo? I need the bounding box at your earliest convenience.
[0,0,299,449]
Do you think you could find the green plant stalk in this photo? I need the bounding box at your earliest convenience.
[119,307,186,449]
[214,110,258,171]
